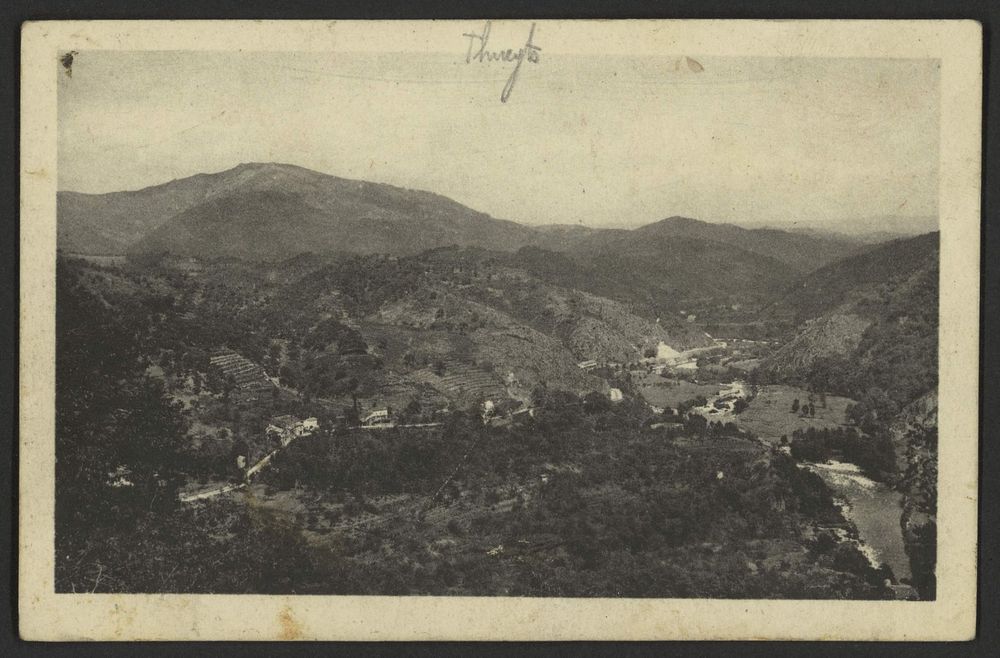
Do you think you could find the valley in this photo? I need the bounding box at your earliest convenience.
[54,164,939,600]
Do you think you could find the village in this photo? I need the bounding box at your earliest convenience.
[178,336,770,502]
[162,313,928,604]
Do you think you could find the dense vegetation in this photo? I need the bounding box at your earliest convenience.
[249,401,892,598]
[798,260,938,411]
[56,257,189,591]
[54,254,901,598]
[789,427,897,482]
[60,163,871,330]
[52,163,941,603]
[767,232,939,326]
[53,221,938,600]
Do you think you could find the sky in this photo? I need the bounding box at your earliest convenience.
[58,43,940,230]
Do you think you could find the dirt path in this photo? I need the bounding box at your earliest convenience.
[179,432,307,502]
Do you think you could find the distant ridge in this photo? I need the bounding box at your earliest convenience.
[630,216,869,272]
[743,215,939,242]
[59,163,891,317]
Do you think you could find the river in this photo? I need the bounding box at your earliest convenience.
[802,461,911,583]
[670,376,914,589]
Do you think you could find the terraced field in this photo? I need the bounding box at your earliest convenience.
[411,359,508,405]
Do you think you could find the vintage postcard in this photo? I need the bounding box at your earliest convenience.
[19,20,981,640]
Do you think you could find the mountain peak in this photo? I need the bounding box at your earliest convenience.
[638,216,739,235]
[651,216,705,227]
[230,161,306,173]
[631,213,866,273]
[223,161,325,180]
[59,163,539,259]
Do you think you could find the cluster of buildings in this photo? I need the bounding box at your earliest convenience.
[265,414,319,446]
[577,358,629,375]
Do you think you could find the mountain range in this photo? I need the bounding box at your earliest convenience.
[60,162,870,269]
[59,162,904,323]
[54,162,942,603]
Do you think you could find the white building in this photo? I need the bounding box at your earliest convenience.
[266,414,319,445]
[267,415,301,446]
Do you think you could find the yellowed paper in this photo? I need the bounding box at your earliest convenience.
[20,19,980,641]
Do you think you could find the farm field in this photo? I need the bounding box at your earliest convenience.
[634,372,723,409]
[736,384,856,444]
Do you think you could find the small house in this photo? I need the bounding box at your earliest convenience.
[266,414,301,446]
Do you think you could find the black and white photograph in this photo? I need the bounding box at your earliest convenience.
[19,19,981,641]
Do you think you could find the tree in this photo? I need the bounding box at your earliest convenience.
[221,374,236,402]
[582,391,612,415]
[402,398,422,422]
[848,388,900,435]
[808,403,816,417]
[266,341,282,368]
[685,413,708,437]
[791,399,800,413]
[55,259,190,591]
[342,406,359,427]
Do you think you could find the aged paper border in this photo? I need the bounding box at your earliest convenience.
[19,20,981,641]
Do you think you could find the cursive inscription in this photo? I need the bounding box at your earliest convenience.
[462,21,541,103]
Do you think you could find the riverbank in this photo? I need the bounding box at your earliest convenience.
[802,460,915,597]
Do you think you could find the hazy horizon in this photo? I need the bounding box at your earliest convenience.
[58,42,940,231]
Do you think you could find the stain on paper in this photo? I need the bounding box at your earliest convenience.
[279,605,303,640]
[61,51,78,77]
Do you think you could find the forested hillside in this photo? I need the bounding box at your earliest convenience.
[753,234,940,602]
[60,164,882,326]
[758,232,939,410]
[764,232,939,325]
[54,255,895,597]
[62,163,539,258]
[631,216,866,272]
[53,163,941,601]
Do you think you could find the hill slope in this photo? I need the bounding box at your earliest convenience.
[525,217,861,317]
[57,173,227,254]
[60,163,538,258]
[557,227,800,313]
[60,164,892,325]
[757,232,939,407]
[631,216,866,272]
[271,247,712,385]
[764,231,940,325]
